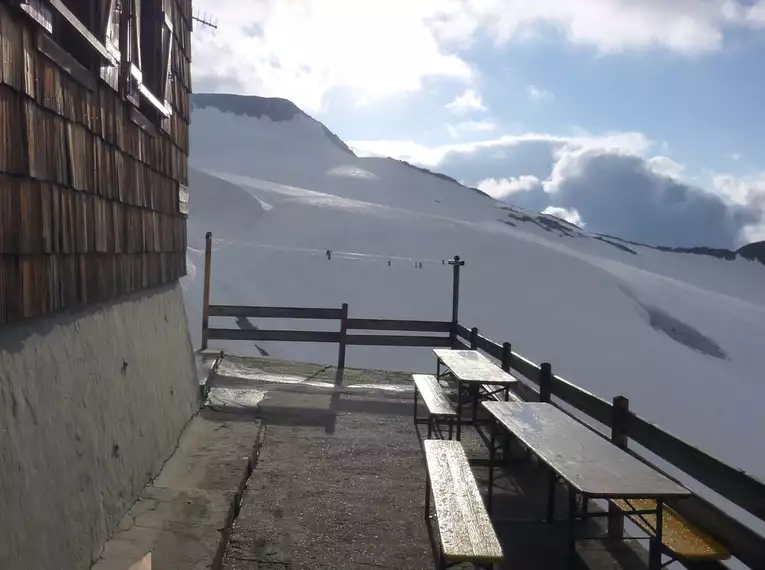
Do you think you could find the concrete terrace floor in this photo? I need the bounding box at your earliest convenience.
[211,355,648,570]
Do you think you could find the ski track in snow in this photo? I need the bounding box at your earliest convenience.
[186,106,765,542]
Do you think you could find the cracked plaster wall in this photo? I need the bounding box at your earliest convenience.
[0,283,200,570]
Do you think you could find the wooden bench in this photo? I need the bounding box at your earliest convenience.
[424,439,504,570]
[413,374,457,439]
[611,499,730,562]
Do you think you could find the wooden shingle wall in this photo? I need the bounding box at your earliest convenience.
[0,1,191,326]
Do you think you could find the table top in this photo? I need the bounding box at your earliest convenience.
[483,401,690,499]
[433,349,518,385]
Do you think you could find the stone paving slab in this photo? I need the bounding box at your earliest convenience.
[91,410,263,570]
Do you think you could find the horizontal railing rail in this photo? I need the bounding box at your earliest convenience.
[207,329,341,343]
[345,334,451,347]
[346,318,451,332]
[454,325,765,568]
[209,305,345,319]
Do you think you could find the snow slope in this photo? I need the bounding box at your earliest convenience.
[185,96,765,508]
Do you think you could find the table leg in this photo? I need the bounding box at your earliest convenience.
[547,467,556,523]
[487,417,496,515]
[567,486,578,568]
[581,496,588,521]
[471,384,479,424]
[649,500,664,570]
[436,359,440,379]
[456,379,462,441]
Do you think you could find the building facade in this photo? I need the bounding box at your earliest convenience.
[0,1,198,568]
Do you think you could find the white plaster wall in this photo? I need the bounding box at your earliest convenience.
[0,283,200,570]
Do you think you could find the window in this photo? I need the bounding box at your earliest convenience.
[128,0,172,121]
[17,0,170,124]
[49,0,119,72]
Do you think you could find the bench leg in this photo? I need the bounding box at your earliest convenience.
[649,501,664,570]
[425,476,431,517]
[567,485,578,568]
[448,419,453,440]
[428,415,433,439]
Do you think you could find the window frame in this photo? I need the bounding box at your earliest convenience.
[15,0,172,123]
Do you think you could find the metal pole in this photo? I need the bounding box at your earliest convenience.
[201,232,212,350]
[449,255,464,347]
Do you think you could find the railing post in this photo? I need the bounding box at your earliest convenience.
[201,232,212,350]
[470,327,478,350]
[608,395,630,538]
[448,255,464,347]
[501,342,512,372]
[539,362,552,402]
[337,303,348,369]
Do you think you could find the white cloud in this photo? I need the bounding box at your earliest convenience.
[742,223,765,243]
[352,130,763,247]
[191,1,764,111]
[445,89,487,114]
[648,156,685,178]
[350,130,651,167]
[744,0,765,26]
[542,206,585,227]
[713,172,765,206]
[526,85,554,102]
[477,175,541,199]
[446,119,497,139]
[431,0,746,54]
[729,152,742,161]
[191,0,472,112]
[460,120,497,131]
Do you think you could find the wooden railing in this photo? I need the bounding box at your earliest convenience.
[205,303,451,368]
[200,232,765,568]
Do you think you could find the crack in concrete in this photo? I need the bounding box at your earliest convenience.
[302,364,334,383]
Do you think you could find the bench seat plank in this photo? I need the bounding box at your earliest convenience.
[424,440,504,564]
[612,499,730,560]
[414,374,456,417]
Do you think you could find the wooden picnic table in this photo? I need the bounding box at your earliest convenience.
[433,349,518,440]
[483,401,690,570]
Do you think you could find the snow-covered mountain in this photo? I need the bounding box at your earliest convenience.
[185,94,765,491]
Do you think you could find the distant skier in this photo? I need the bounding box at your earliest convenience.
[326,249,332,260]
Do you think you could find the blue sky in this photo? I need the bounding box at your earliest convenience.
[193,0,765,248]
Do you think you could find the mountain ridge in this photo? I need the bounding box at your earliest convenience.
[190,93,763,262]
[192,93,356,157]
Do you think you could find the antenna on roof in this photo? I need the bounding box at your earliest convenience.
[192,12,218,32]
